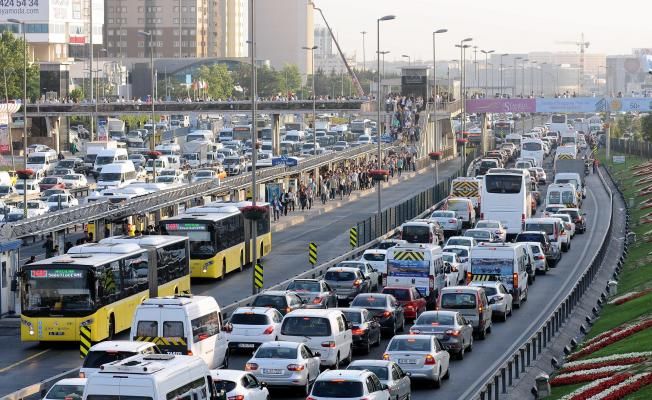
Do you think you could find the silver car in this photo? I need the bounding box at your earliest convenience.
[286,279,337,309]
[430,210,462,235]
[524,242,548,274]
[325,267,372,304]
[383,334,450,388]
[245,341,321,396]
[348,360,411,400]
[409,311,474,360]
[470,281,513,322]
[336,261,379,291]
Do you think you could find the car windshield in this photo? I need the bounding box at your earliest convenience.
[47,195,68,203]
[522,142,542,151]
[477,222,499,229]
[224,158,240,165]
[58,160,75,168]
[402,225,430,243]
[311,381,363,398]
[347,365,388,380]
[287,280,320,292]
[525,223,554,235]
[99,173,122,181]
[446,238,470,246]
[478,286,497,296]
[254,346,297,359]
[388,338,431,352]
[230,313,269,325]
[447,201,467,211]
[325,271,356,281]
[374,241,401,250]
[45,383,86,400]
[516,233,544,242]
[195,171,213,177]
[83,351,139,368]
[281,316,331,337]
[351,296,386,308]
[22,267,92,314]
[416,313,455,325]
[252,295,286,309]
[485,175,522,194]
[341,311,362,324]
[63,175,80,180]
[363,253,385,262]
[440,293,477,309]
[382,288,410,301]
[0,186,10,194]
[432,211,455,218]
[156,176,175,183]
[28,156,45,163]
[445,247,468,258]
[42,177,58,184]
[529,245,542,254]
[466,230,490,239]
[442,254,455,263]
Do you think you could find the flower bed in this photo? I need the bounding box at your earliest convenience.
[591,372,652,400]
[560,357,646,373]
[608,289,652,305]
[16,169,34,180]
[559,373,632,400]
[428,151,443,161]
[239,205,268,221]
[581,327,626,349]
[562,352,652,371]
[368,169,389,182]
[550,365,630,386]
[568,319,652,360]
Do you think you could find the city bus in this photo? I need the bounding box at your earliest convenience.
[480,169,532,239]
[19,237,190,342]
[232,124,252,141]
[521,138,545,167]
[493,120,514,138]
[160,201,272,279]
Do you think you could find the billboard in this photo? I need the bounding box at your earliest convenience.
[609,98,652,113]
[535,97,608,113]
[465,98,536,113]
[0,0,49,20]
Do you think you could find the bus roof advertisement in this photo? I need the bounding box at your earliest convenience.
[388,259,429,277]
[465,98,536,113]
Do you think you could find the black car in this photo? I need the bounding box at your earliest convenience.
[251,290,305,315]
[558,208,587,234]
[350,293,405,337]
[56,158,85,174]
[515,231,561,267]
[336,307,381,354]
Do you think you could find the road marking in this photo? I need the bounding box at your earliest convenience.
[0,349,51,373]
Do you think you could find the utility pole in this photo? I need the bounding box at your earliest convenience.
[360,31,367,72]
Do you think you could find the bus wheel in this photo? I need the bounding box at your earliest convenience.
[221,259,227,280]
[174,286,179,295]
[239,252,244,272]
[108,314,115,340]
[260,243,264,258]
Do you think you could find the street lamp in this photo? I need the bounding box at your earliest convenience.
[513,56,522,97]
[530,61,537,97]
[520,58,528,98]
[401,54,411,66]
[432,28,447,178]
[8,18,27,218]
[302,45,318,156]
[481,50,494,96]
[360,31,367,72]
[138,30,156,181]
[499,53,508,98]
[2,66,15,170]
[540,62,547,97]
[376,14,395,216]
[455,38,472,172]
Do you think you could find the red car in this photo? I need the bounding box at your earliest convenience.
[380,285,427,321]
[38,176,65,191]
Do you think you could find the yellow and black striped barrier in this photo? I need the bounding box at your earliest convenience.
[80,325,91,359]
[134,336,187,346]
[393,250,425,261]
[309,242,318,266]
[592,146,598,156]
[349,227,358,249]
[254,263,264,289]
[471,274,498,282]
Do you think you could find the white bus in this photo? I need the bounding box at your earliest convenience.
[480,169,532,238]
[549,114,569,135]
[521,138,545,167]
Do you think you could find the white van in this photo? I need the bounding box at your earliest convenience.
[399,220,444,246]
[79,340,160,378]
[82,354,220,400]
[386,243,445,307]
[546,183,579,208]
[278,309,353,368]
[554,172,585,200]
[26,151,56,174]
[186,130,214,142]
[145,157,170,173]
[284,130,305,143]
[524,217,567,254]
[468,243,530,307]
[131,295,228,369]
[93,148,129,176]
[444,197,476,228]
[97,161,137,189]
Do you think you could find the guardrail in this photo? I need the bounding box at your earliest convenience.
[610,138,652,159]
[465,163,614,400]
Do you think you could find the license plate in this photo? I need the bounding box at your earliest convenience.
[337,295,348,299]
[263,369,284,375]
[238,343,255,348]
[398,359,417,364]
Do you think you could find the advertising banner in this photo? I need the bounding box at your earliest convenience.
[535,97,608,113]
[609,98,652,113]
[465,98,536,114]
[0,0,49,21]
[0,103,21,163]
[388,259,430,278]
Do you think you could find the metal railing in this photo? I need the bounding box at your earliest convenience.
[610,138,652,159]
[466,163,614,400]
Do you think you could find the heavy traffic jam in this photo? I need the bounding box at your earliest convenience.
[23,112,600,400]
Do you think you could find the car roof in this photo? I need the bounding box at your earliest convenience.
[257,340,301,349]
[89,340,156,352]
[519,231,546,235]
[258,290,293,296]
[210,369,249,381]
[285,308,343,318]
[441,285,483,293]
[418,310,459,318]
[470,281,503,288]
[391,334,432,341]
[326,266,360,273]
[233,306,277,315]
[50,378,87,386]
[348,360,393,368]
[382,285,414,290]
[318,369,371,381]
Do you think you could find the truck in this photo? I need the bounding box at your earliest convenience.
[170,114,190,128]
[554,159,586,199]
[181,140,211,168]
[107,118,126,141]
[451,177,482,211]
[553,146,579,171]
[83,141,119,171]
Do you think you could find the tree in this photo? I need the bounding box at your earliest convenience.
[278,64,302,95]
[641,114,652,141]
[0,31,40,101]
[70,88,83,102]
[197,64,234,100]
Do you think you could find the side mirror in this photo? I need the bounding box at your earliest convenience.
[381,383,389,391]
[347,321,353,330]
[489,298,496,304]
[260,382,268,388]
[405,372,412,377]
[314,351,321,357]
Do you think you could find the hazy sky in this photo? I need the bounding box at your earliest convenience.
[315,0,651,62]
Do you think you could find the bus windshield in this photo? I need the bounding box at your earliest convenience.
[485,175,523,194]
[22,266,93,315]
[162,222,215,258]
[522,142,542,151]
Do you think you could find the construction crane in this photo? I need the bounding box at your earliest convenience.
[310,1,365,97]
[556,33,590,93]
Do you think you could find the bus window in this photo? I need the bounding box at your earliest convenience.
[485,175,523,194]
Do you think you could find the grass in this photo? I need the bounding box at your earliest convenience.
[585,291,652,339]
[548,383,586,399]
[580,326,652,360]
[625,383,652,399]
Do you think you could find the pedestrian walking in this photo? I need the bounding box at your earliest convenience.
[43,236,55,258]
[24,255,36,265]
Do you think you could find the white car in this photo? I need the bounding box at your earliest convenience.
[15,200,48,218]
[0,185,16,199]
[245,341,320,395]
[442,245,471,277]
[210,369,269,400]
[62,173,88,189]
[155,175,184,185]
[46,194,79,210]
[474,220,507,242]
[533,167,547,184]
[445,236,477,248]
[309,369,391,400]
[383,334,450,388]
[441,252,464,286]
[191,169,219,183]
[357,134,373,145]
[15,180,40,195]
[79,340,160,378]
[470,281,513,322]
[225,307,283,351]
[551,213,576,238]
[347,360,411,400]
[42,378,86,400]
[430,210,462,235]
[360,249,387,275]
[523,242,548,274]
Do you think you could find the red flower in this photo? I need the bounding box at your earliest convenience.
[368,169,389,176]
[456,138,468,144]
[570,373,632,400]
[239,205,269,220]
[429,151,443,161]
[560,358,645,373]
[569,320,652,360]
[145,150,162,159]
[614,289,652,305]
[600,373,652,400]
[16,169,34,179]
[550,371,615,386]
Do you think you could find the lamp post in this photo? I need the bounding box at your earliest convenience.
[530,61,537,97]
[138,30,156,181]
[3,66,15,170]
[377,50,389,99]
[520,58,528,98]
[432,28,447,177]
[499,53,508,98]
[302,45,318,156]
[376,14,395,216]
[401,54,411,66]
[8,18,27,218]
[360,31,367,72]
[481,50,494,96]
[455,38,472,172]
[513,56,522,97]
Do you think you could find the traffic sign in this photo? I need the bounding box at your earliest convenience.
[309,242,318,266]
[254,263,264,289]
[349,227,358,249]
[80,325,91,359]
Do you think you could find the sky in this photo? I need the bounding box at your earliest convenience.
[314,0,652,62]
